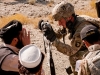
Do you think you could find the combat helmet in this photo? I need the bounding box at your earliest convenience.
[52,1,75,21]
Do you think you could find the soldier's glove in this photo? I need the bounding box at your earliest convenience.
[57,28,67,36]
[38,20,56,42]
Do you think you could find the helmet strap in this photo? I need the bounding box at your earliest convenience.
[66,14,78,39]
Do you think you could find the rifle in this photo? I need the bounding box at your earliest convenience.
[96,1,100,18]
[39,20,56,75]
[39,20,73,75]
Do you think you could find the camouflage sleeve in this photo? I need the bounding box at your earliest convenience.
[79,15,100,27]
[55,32,63,39]
[53,32,83,56]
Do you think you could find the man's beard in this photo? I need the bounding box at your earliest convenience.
[16,39,24,49]
[66,21,75,39]
[66,20,73,31]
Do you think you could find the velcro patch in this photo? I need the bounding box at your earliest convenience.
[75,42,81,47]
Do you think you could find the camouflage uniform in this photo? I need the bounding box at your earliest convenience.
[52,1,100,75]
[78,44,100,75]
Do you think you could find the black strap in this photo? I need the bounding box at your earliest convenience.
[0,46,18,55]
[49,42,56,75]
[62,34,65,44]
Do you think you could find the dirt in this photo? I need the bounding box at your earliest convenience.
[0,0,97,75]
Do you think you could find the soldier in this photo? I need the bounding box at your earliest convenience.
[39,1,100,75]
[78,25,100,75]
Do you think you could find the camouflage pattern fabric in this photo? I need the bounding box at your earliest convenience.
[52,1,74,21]
[78,44,100,75]
[78,59,90,75]
[53,15,100,75]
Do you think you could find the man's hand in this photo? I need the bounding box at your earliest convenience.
[38,20,56,42]
[21,28,30,45]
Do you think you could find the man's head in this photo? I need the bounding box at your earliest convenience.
[52,1,74,21]
[52,1,75,28]
[80,25,100,46]
[18,44,45,74]
[0,20,24,49]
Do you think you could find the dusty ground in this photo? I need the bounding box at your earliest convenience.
[0,0,98,75]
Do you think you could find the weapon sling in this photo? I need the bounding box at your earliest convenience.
[62,34,65,44]
[62,28,66,44]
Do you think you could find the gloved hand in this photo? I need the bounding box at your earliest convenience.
[56,28,67,39]
[38,20,56,42]
[57,28,67,35]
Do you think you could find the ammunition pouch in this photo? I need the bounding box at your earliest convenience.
[65,66,73,75]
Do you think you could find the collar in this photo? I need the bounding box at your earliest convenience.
[88,44,100,52]
[2,43,19,54]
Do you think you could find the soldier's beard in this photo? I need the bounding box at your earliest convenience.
[16,39,24,49]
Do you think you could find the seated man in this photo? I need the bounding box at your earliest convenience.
[0,20,30,75]
[78,25,100,75]
[18,44,45,75]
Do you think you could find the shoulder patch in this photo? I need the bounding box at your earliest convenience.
[75,42,81,47]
